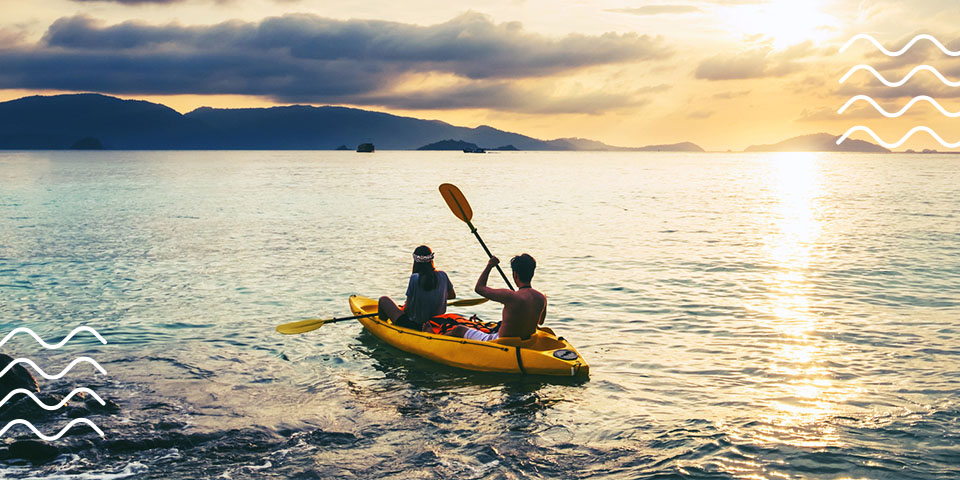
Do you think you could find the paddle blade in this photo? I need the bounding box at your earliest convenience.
[448,297,488,307]
[439,183,473,223]
[276,318,327,335]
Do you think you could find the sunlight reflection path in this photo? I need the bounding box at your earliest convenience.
[724,154,864,478]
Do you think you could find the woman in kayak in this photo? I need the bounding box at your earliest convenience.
[378,245,456,331]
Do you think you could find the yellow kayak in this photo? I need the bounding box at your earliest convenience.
[349,295,589,377]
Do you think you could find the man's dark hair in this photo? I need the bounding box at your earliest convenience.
[510,254,536,283]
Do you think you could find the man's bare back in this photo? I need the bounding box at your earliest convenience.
[495,284,546,338]
[445,254,545,341]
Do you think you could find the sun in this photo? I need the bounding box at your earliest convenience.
[722,0,840,49]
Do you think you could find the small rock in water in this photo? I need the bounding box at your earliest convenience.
[0,393,63,421]
[66,405,91,418]
[85,397,120,413]
[0,354,39,396]
[155,421,184,431]
[7,440,60,465]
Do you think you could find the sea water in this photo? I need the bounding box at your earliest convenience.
[0,150,958,479]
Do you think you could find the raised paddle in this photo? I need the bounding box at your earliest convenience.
[276,297,489,335]
[438,183,515,290]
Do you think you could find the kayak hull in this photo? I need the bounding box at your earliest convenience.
[349,295,589,377]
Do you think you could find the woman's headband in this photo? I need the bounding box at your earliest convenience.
[413,253,435,263]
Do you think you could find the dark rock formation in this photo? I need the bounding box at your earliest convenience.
[0,354,39,397]
[5,440,60,465]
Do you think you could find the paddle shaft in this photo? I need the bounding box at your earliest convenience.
[467,220,514,291]
[327,296,487,325]
[277,297,490,334]
[326,312,378,324]
[448,190,515,291]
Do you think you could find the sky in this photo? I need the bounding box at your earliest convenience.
[1,0,958,151]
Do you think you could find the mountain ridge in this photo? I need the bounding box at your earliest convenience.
[0,94,701,151]
[744,133,890,153]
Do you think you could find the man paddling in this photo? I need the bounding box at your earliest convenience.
[446,254,545,341]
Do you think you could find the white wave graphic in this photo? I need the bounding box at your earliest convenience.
[837,126,960,148]
[0,357,107,380]
[0,418,105,440]
[839,64,960,87]
[0,388,106,410]
[838,95,960,117]
[840,33,960,57]
[0,326,107,349]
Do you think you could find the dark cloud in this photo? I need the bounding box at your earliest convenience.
[3,13,671,113]
[606,6,701,15]
[38,13,671,78]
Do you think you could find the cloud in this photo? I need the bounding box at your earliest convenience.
[357,82,651,114]
[694,42,817,80]
[794,103,927,123]
[0,27,28,47]
[686,109,714,119]
[845,31,960,70]
[711,90,750,99]
[0,13,672,113]
[837,78,960,100]
[694,50,769,80]
[70,0,186,3]
[39,13,671,79]
[607,6,701,15]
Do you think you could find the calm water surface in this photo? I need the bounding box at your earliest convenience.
[1,151,958,479]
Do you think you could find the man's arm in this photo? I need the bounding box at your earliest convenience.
[475,256,515,304]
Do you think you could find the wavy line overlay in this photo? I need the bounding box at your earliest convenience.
[0,388,106,410]
[839,64,960,87]
[0,326,107,349]
[838,95,960,117]
[840,33,960,57]
[0,418,105,441]
[0,357,107,380]
[837,126,960,148]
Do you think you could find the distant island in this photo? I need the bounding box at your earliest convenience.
[637,141,704,152]
[745,133,889,153]
[0,94,701,151]
[547,137,704,152]
[418,139,481,151]
[417,139,517,151]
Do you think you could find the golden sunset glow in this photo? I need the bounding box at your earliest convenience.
[722,0,840,48]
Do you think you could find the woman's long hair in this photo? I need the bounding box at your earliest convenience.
[412,245,438,291]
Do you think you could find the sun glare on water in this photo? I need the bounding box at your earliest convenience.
[723,0,839,48]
